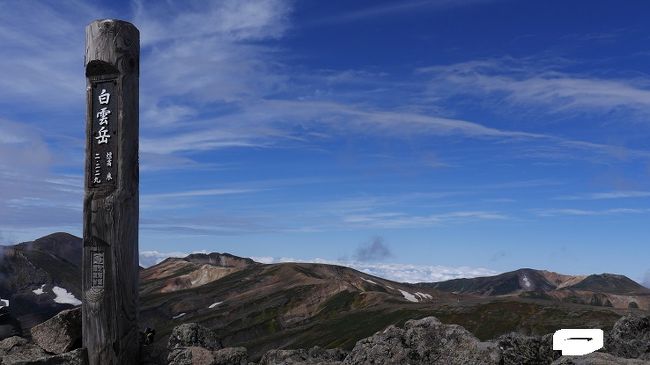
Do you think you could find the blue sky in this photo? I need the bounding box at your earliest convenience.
[1,0,649,284]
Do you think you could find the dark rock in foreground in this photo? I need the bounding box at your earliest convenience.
[603,314,650,360]
[0,336,49,364]
[15,348,88,365]
[497,332,560,364]
[4,311,650,364]
[167,323,247,365]
[168,323,223,352]
[30,307,82,355]
[167,346,248,365]
[552,352,650,364]
[343,316,502,365]
[259,346,347,365]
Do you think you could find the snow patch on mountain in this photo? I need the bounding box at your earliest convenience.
[32,284,46,295]
[399,289,419,302]
[52,286,81,305]
[361,278,378,285]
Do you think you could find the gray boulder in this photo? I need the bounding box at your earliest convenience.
[168,346,216,365]
[0,336,49,365]
[168,323,223,351]
[212,347,249,365]
[344,316,501,365]
[30,307,81,355]
[552,352,650,364]
[259,346,347,365]
[603,314,650,360]
[168,346,248,365]
[15,348,88,365]
[497,332,560,364]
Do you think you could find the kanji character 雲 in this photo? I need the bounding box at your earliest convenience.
[97,107,111,125]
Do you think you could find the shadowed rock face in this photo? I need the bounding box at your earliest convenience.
[343,317,502,365]
[0,336,49,363]
[552,352,650,364]
[603,314,650,360]
[259,346,348,365]
[497,332,560,364]
[3,311,650,364]
[0,233,82,336]
[30,307,81,355]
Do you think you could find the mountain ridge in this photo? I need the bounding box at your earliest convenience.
[1,233,648,360]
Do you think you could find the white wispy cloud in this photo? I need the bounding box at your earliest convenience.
[555,191,650,200]
[139,97,650,164]
[143,188,260,200]
[308,0,499,26]
[420,57,650,116]
[343,210,508,229]
[0,1,104,108]
[534,208,650,217]
[0,119,82,240]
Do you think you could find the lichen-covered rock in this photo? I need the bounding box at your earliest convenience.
[552,352,650,364]
[168,323,223,351]
[603,314,650,360]
[259,346,347,364]
[0,336,49,365]
[30,307,82,355]
[212,347,248,365]
[497,332,560,364]
[168,346,215,365]
[344,316,501,365]
[168,346,248,365]
[16,348,88,365]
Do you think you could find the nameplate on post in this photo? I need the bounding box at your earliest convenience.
[90,80,117,189]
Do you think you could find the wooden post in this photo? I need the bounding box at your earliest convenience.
[83,19,139,365]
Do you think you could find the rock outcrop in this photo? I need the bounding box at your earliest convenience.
[30,307,82,354]
[496,332,560,364]
[17,348,88,365]
[603,314,650,360]
[0,336,49,364]
[168,323,223,352]
[5,311,650,364]
[167,323,248,365]
[167,346,248,365]
[259,346,347,365]
[552,352,650,364]
[343,317,502,365]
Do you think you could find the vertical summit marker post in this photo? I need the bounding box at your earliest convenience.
[83,19,140,365]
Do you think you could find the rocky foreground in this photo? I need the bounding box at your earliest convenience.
[1,308,648,364]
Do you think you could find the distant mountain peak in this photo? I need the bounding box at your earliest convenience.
[183,252,257,268]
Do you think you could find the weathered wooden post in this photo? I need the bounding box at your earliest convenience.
[83,19,139,365]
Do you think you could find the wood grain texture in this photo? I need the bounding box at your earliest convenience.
[83,19,140,365]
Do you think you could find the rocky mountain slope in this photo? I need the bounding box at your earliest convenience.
[1,233,649,362]
[420,268,650,310]
[3,307,650,364]
[0,232,83,335]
